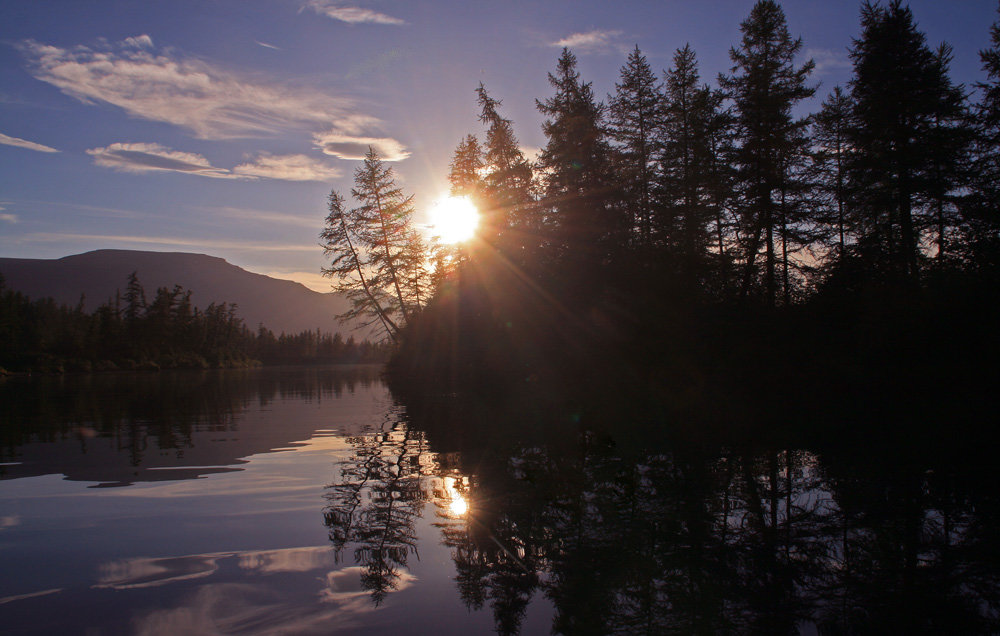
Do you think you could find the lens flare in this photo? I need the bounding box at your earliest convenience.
[428,195,479,244]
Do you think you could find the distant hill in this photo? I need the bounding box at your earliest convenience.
[0,249,367,337]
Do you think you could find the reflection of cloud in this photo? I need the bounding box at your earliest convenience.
[313,131,410,161]
[96,555,221,590]
[551,29,624,54]
[87,143,237,178]
[97,546,337,591]
[238,547,336,574]
[19,38,366,140]
[305,1,404,25]
[0,514,20,529]
[233,153,341,181]
[806,48,851,74]
[0,588,62,605]
[0,131,59,153]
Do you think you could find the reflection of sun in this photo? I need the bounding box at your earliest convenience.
[448,496,469,516]
[443,475,470,517]
[428,195,479,244]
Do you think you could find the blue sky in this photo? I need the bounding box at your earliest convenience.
[1,0,996,291]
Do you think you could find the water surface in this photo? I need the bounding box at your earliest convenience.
[2,367,998,634]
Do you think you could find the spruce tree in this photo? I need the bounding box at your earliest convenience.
[659,44,729,292]
[536,48,618,283]
[475,85,536,261]
[969,6,1000,269]
[720,0,815,305]
[607,45,662,251]
[847,0,968,279]
[811,86,853,260]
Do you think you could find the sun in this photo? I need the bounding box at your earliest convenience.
[428,195,480,244]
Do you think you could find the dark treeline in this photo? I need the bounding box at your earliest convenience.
[388,0,1000,425]
[0,272,389,373]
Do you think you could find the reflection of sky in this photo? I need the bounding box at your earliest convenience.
[0,375,552,634]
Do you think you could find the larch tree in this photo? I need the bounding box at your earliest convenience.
[320,147,430,342]
[720,0,815,305]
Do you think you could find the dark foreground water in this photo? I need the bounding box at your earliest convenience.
[1,367,998,635]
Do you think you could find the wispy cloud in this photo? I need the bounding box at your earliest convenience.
[0,131,59,153]
[205,206,320,228]
[255,41,282,50]
[313,130,410,161]
[233,153,341,181]
[24,232,317,252]
[806,48,851,74]
[305,1,404,25]
[551,29,624,54]
[0,213,18,224]
[18,38,368,140]
[86,143,238,178]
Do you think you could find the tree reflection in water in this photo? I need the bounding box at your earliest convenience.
[322,406,434,605]
[325,404,1000,634]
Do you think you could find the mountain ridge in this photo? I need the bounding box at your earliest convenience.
[0,249,366,336]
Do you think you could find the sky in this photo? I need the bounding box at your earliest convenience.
[1,0,997,292]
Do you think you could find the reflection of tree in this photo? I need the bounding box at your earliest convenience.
[422,422,1000,635]
[323,408,434,605]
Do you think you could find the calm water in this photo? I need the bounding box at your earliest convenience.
[1,367,998,635]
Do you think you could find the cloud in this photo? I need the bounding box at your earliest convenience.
[0,131,59,153]
[233,153,341,181]
[255,41,282,50]
[313,130,410,161]
[0,213,17,224]
[86,142,237,178]
[806,48,851,74]
[207,206,320,228]
[19,38,365,140]
[122,34,154,49]
[551,29,624,54]
[305,1,404,25]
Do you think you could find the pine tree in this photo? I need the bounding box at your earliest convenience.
[847,0,968,279]
[607,45,662,251]
[720,0,815,305]
[536,48,618,281]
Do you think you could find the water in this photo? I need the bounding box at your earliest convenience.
[1,367,998,634]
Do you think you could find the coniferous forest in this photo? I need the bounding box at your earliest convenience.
[322,1,1000,429]
[0,272,389,372]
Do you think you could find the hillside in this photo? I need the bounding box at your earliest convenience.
[0,250,365,336]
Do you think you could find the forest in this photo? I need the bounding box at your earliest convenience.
[0,272,389,372]
[321,1,1000,426]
